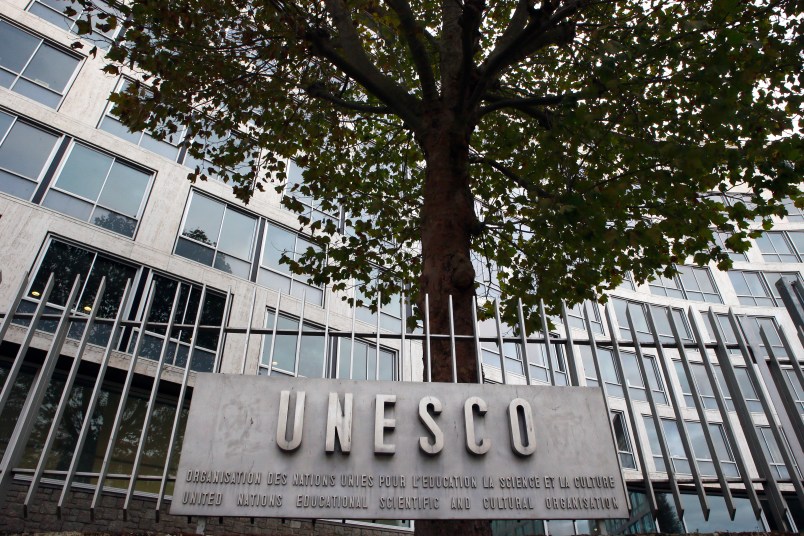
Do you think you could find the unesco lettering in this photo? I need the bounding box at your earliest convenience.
[276,391,538,457]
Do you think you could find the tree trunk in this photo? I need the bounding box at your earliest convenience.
[414,115,491,536]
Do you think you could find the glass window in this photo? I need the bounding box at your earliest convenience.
[284,160,340,229]
[729,271,774,306]
[0,19,81,107]
[259,310,395,380]
[355,270,402,332]
[175,191,257,278]
[580,346,624,398]
[673,359,734,412]
[0,360,188,496]
[713,231,748,262]
[643,417,738,477]
[183,130,251,184]
[738,316,788,359]
[611,411,636,469]
[755,232,798,263]
[258,223,323,305]
[42,143,153,237]
[648,272,684,299]
[126,274,226,373]
[621,351,668,405]
[782,369,804,416]
[787,231,804,260]
[337,338,396,381]
[782,197,804,222]
[764,272,803,306]
[565,301,604,334]
[27,0,122,50]
[756,426,802,480]
[99,78,182,160]
[16,239,137,346]
[618,271,636,291]
[613,299,690,345]
[0,109,60,200]
[676,266,722,303]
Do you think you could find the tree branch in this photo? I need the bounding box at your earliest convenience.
[478,89,600,117]
[472,0,589,106]
[305,83,392,113]
[310,0,422,129]
[384,0,439,102]
[469,155,554,198]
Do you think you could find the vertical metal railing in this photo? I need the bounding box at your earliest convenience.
[0,271,803,531]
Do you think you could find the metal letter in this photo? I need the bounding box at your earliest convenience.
[325,392,353,454]
[276,390,305,451]
[418,396,444,455]
[508,398,536,456]
[374,394,397,455]
[464,396,491,455]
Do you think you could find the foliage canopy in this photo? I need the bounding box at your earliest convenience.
[77,0,802,329]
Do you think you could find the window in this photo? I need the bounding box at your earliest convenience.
[738,315,788,359]
[27,0,122,50]
[566,300,604,334]
[755,232,798,263]
[126,273,226,373]
[175,191,257,278]
[183,130,252,184]
[618,271,636,291]
[580,346,623,398]
[99,78,183,160]
[733,367,763,413]
[648,273,684,299]
[713,232,748,262]
[673,360,734,412]
[0,19,81,107]
[42,142,153,237]
[729,271,801,307]
[356,287,402,332]
[284,160,340,228]
[621,351,668,405]
[756,426,802,480]
[649,266,721,303]
[612,299,692,345]
[259,309,396,380]
[477,317,567,384]
[0,109,60,200]
[336,338,396,381]
[611,411,636,469]
[16,239,137,346]
[729,271,775,306]
[782,197,804,222]
[764,272,804,306]
[259,222,324,305]
[787,231,804,259]
[782,369,804,416]
[643,417,738,477]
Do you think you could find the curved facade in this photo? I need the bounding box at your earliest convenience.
[0,0,802,534]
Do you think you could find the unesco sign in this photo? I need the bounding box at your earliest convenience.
[171,375,628,520]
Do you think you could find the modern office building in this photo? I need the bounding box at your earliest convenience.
[0,0,803,534]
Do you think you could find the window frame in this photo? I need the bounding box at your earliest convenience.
[98,76,185,161]
[0,108,63,200]
[42,140,155,238]
[174,190,259,279]
[0,18,83,108]
[25,0,123,50]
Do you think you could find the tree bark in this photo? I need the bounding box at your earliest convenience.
[414,112,491,536]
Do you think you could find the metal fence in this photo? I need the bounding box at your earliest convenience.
[0,271,803,532]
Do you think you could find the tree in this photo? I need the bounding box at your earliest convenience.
[74,1,801,533]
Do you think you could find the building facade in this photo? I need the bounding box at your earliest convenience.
[0,0,803,533]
